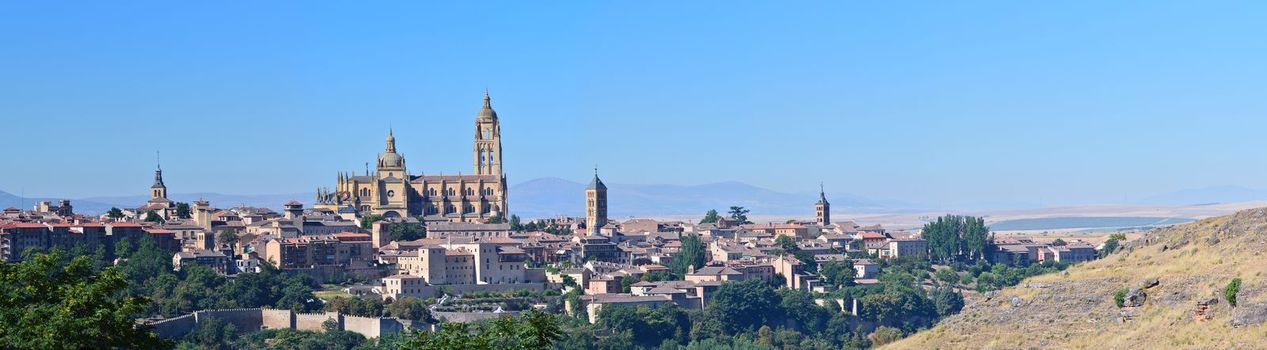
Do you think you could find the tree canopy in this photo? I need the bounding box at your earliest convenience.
[727,206,751,224]
[0,252,170,349]
[670,234,707,277]
[699,209,721,224]
[921,215,990,263]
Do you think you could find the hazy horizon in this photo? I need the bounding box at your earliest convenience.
[4,2,1266,207]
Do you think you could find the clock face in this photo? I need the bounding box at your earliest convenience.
[387,190,395,198]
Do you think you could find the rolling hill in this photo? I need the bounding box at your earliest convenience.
[885,208,1267,349]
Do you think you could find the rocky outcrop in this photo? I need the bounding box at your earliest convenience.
[1231,304,1267,327]
[1123,288,1147,307]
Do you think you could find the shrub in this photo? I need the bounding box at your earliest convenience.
[1114,288,1128,308]
[869,326,904,346]
[1224,278,1242,307]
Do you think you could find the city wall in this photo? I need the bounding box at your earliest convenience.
[146,308,424,340]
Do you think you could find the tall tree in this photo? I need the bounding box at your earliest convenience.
[218,230,239,248]
[727,206,750,224]
[144,210,164,223]
[175,202,192,219]
[509,215,523,231]
[359,214,384,230]
[961,216,990,261]
[670,234,707,277]
[106,207,125,220]
[818,260,856,290]
[699,209,721,224]
[0,252,170,349]
[706,280,782,333]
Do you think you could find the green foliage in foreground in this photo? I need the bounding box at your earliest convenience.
[402,309,562,350]
[1224,278,1242,307]
[0,252,170,349]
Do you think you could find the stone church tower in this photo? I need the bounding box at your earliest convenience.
[150,165,168,201]
[585,170,608,233]
[473,91,502,176]
[816,183,830,226]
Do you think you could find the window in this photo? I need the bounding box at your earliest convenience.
[387,190,395,198]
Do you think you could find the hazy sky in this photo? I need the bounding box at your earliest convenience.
[2,1,1265,207]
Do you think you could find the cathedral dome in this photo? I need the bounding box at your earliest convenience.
[378,152,404,169]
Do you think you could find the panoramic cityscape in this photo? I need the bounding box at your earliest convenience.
[3,2,1267,350]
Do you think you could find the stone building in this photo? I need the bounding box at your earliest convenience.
[139,163,179,220]
[326,93,508,223]
[585,171,608,232]
[816,184,830,226]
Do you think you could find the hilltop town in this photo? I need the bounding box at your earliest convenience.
[0,94,1134,349]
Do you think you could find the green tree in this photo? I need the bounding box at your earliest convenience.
[774,235,797,253]
[1225,278,1242,307]
[485,213,505,224]
[509,215,524,231]
[1051,238,1067,246]
[699,209,721,224]
[755,325,773,346]
[793,250,818,274]
[962,216,990,261]
[1100,238,1121,258]
[619,275,637,293]
[387,222,427,242]
[0,252,170,349]
[144,210,165,223]
[706,280,782,333]
[727,206,750,224]
[359,214,384,230]
[930,286,965,317]
[175,202,192,219]
[1113,288,1128,308]
[106,207,126,220]
[818,260,856,290]
[218,230,238,247]
[386,296,433,322]
[670,234,707,277]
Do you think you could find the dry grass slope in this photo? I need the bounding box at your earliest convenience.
[885,207,1267,350]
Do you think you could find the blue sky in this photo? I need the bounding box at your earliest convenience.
[2,1,1265,207]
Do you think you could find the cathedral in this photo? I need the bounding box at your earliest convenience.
[319,92,508,223]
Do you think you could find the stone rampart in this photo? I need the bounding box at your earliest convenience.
[146,308,428,340]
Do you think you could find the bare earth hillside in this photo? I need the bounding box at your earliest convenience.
[886,208,1267,349]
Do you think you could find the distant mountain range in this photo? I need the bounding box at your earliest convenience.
[0,191,310,215]
[507,177,906,219]
[0,178,901,217]
[5,182,1265,218]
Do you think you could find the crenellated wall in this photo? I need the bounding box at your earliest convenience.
[294,311,340,331]
[145,308,428,340]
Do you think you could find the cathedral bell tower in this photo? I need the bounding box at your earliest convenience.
[473,91,503,176]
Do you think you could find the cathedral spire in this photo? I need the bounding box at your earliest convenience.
[152,151,165,188]
[385,128,397,153]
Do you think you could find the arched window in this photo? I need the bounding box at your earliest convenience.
[360,188,370,197]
